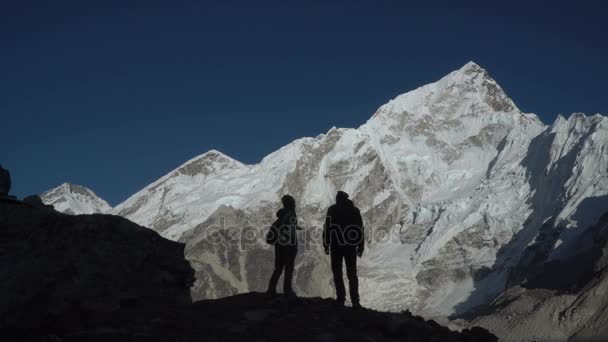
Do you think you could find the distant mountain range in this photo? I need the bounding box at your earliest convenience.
[42,62,608,332]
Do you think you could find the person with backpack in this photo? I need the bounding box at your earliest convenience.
[323,191,364,308]
[266,194,299,297]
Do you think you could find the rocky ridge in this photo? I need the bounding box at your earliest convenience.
[7,292,497,342]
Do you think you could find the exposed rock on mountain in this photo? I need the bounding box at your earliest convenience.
[462,210,608,341]
[41,182,112,214]
[0,198,194,334]
[181,205,334,301]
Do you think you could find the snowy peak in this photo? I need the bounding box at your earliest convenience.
[461,60,481,71]
[551,112,605,132]
[448,60,485,81]
[454,60,486,77]
[173,149,247,177]
[41,183,112,215]
[362,62,542,178]
[446,61,515,113]
[371,61,521,123]
[109,149,255,238]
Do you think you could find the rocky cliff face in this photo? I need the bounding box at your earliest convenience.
[47,62,608,320]
[0,198,194,332]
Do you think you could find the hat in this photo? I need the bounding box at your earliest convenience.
[336,191,349,202]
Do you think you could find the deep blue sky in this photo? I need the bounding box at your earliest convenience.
[2,0,606,205]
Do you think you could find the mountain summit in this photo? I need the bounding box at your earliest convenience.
[41,183,111,215]
[370,61,524,123]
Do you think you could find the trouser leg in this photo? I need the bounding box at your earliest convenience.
[267,246,284,293]
[344,248,359,304]
[331,249,346,302]
[283,247,297,295]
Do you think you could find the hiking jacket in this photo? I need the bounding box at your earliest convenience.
[323,198,364,250]
[276,207,298,247]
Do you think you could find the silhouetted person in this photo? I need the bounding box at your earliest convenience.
[323,191,364,308]
[266,195,299,297]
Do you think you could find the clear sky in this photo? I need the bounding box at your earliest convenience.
[2,0,606,205]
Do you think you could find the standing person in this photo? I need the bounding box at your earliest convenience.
[323,191,364,308]
[266,195,299,297]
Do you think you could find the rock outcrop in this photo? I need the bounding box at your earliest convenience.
[0,199,195,334]
[23,194,54,210]
[8,292,497,341]
[0,165,11,197]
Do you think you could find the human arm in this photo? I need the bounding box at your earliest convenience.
[356,209,364,257]
[323,208,331,254]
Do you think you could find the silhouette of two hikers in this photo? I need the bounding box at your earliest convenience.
[323,191,364,308]
[265,191,364,308]
[266,195,299,297]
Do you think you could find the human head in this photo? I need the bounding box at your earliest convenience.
[336,191,349,203]
[281,194,296,209]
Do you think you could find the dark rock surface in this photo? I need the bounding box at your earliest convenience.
[0,199,195,336]
[6,292,497,341]
[0,165,11,196]
[22,195,54,210]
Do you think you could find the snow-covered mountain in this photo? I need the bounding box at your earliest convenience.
[467,210,608,341]
[50,62,608,319]
[41,183,112,215]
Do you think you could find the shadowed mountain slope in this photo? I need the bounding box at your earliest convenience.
[0,197,194,337]
[461,210,608,341]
